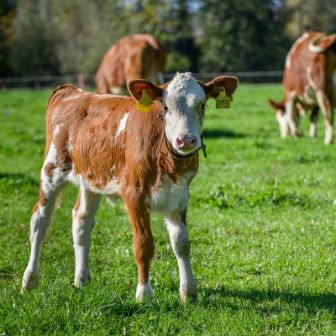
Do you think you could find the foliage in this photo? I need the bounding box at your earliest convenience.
[11,0,59,76]
[0,84,335,334]
[0,0,16,76]
[198,0,290,71]
[285,0,336,38]
[3,0,336,77]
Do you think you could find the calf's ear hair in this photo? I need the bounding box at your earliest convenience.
[198,76,239,99]
[128,80,164,101]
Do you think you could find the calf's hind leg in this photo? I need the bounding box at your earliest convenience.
[72,188,101,287]
[22,173,66,292]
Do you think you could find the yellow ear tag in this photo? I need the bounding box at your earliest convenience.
[216,90,231,109]
[136,90,153,112]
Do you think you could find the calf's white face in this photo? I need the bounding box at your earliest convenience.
[128,72,239,156]
[163,73,206,155]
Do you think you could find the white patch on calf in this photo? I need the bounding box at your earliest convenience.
[163,73,205,154]
[150,172,195,215]
[95,178,120,195]
[40,143,66,197]
[53,125,61,136]
[115,113,129,138]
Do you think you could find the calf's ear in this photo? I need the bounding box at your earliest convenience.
[128,80,163,101]
[199,76,239,100]
[128,80,164,112]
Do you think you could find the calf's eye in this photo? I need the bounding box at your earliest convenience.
[198,102,205,112]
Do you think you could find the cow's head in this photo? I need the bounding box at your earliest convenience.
[268,99,289,138]
[128,72,239,156]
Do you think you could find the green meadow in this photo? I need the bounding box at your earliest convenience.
[0,84,335,335]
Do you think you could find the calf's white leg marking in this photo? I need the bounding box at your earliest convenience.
[165,215,197,302]
[136,280,153,300]
[72,187,101,287]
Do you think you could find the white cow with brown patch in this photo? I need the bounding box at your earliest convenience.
[22,72,239,302]
[269,32,336,144]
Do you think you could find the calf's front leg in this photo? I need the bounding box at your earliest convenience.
[124,192,154,300]
[165,210,197,302]
[286,98,300,137]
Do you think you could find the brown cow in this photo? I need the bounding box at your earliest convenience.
[269,32,336,143]
[95,34,166,94]
[21,72,239,302]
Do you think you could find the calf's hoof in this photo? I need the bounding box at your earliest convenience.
[21,271,39,293]
[136,282,153,301]
[74,272,90,287]
[180,281,197,303]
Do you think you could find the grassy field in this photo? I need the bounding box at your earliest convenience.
[0,84,335,335]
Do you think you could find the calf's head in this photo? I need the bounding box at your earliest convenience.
[128,72,238,156]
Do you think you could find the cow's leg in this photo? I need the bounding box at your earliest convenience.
[124,193,154,300]
[286,98,299,136]
[22,172,66,292]
[72,188,101,287]
[316,91,333,144]
[309,106,319,138]
[165,211,197,303]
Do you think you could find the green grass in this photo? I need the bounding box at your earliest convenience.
[0,84,335,335]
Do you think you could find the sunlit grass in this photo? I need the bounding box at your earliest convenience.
[0,85,335,335]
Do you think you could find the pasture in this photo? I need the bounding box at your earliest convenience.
[0,84,335,335]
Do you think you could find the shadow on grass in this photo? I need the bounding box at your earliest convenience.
[201,285,336,315]
[203,128,246,139]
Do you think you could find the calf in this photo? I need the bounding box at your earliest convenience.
[22,72,239,302]
[269,32,336,143]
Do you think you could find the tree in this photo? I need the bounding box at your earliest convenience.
[11,0,59,76]
[198,0,290,72]
[284,0,336,38]
[0,0,16,76]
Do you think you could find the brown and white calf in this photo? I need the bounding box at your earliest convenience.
[22,72,238,302]
[269,32,336,143]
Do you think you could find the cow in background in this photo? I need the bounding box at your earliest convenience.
[95,34,166,94]
[269,32,336,143]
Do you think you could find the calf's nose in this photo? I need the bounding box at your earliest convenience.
[176,135,197,150]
